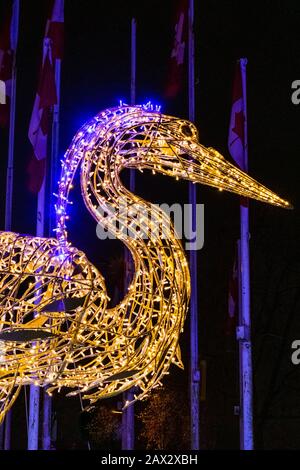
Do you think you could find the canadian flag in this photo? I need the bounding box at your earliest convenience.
[228,61,246,171]
[28,0,64,193]
[164,0,188,99]
[0,1,18,128]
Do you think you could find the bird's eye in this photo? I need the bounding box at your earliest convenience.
[181,124,194,138]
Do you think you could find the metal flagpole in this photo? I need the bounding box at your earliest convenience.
[49,59,62,232]
[28,159,46,450]
[2,0,20,451]
[188,0,200,450]
[42,45,62,454]
[40,0,64,448]
[236,57,254,450]
[130,18,136,108]
[5,0,19,232]
[27,36,50,451]
[27,383,40,449]
[0,417,3,450]
[121,17,136,451]
[34,36,49,241]
[3,412,11,449]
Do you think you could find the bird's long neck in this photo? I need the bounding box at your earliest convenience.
[81,142,190,309]
[56,108,190,398]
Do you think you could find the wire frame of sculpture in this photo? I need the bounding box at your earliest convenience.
[0,232,105,421]
[0,104,291,420]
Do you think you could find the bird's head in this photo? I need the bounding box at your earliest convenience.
[115,106,291,209]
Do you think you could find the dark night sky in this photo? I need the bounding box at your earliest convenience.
[0,0,300,449]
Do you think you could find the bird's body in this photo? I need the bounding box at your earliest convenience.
[0,231,105,420]
[0,104,291,420]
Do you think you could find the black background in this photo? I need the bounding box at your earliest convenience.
[0,0,300,449]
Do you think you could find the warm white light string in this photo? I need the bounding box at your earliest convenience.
[0,104,290,420]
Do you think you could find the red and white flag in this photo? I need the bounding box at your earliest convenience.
[0,0,18,128]
[228,61,246,170]
[225,247,239,336]
[28,0,64,193]
[164,0,188,99]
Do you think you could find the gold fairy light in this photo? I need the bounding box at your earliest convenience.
[0,104,291,420]
[0,231,105,421]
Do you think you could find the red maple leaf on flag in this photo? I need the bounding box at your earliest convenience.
[232,110,244,143]
[164,0,188,99]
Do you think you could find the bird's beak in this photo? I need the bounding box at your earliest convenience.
[157,140,292,209]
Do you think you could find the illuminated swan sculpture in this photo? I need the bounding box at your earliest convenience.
[0,104,291,421]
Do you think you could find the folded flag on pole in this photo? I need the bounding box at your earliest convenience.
[164,0,188,99]
[27,0,64,193]
[47,0,64,61]
[228,61,246,171]
[28,52,57,162]
[0,1,17,128]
